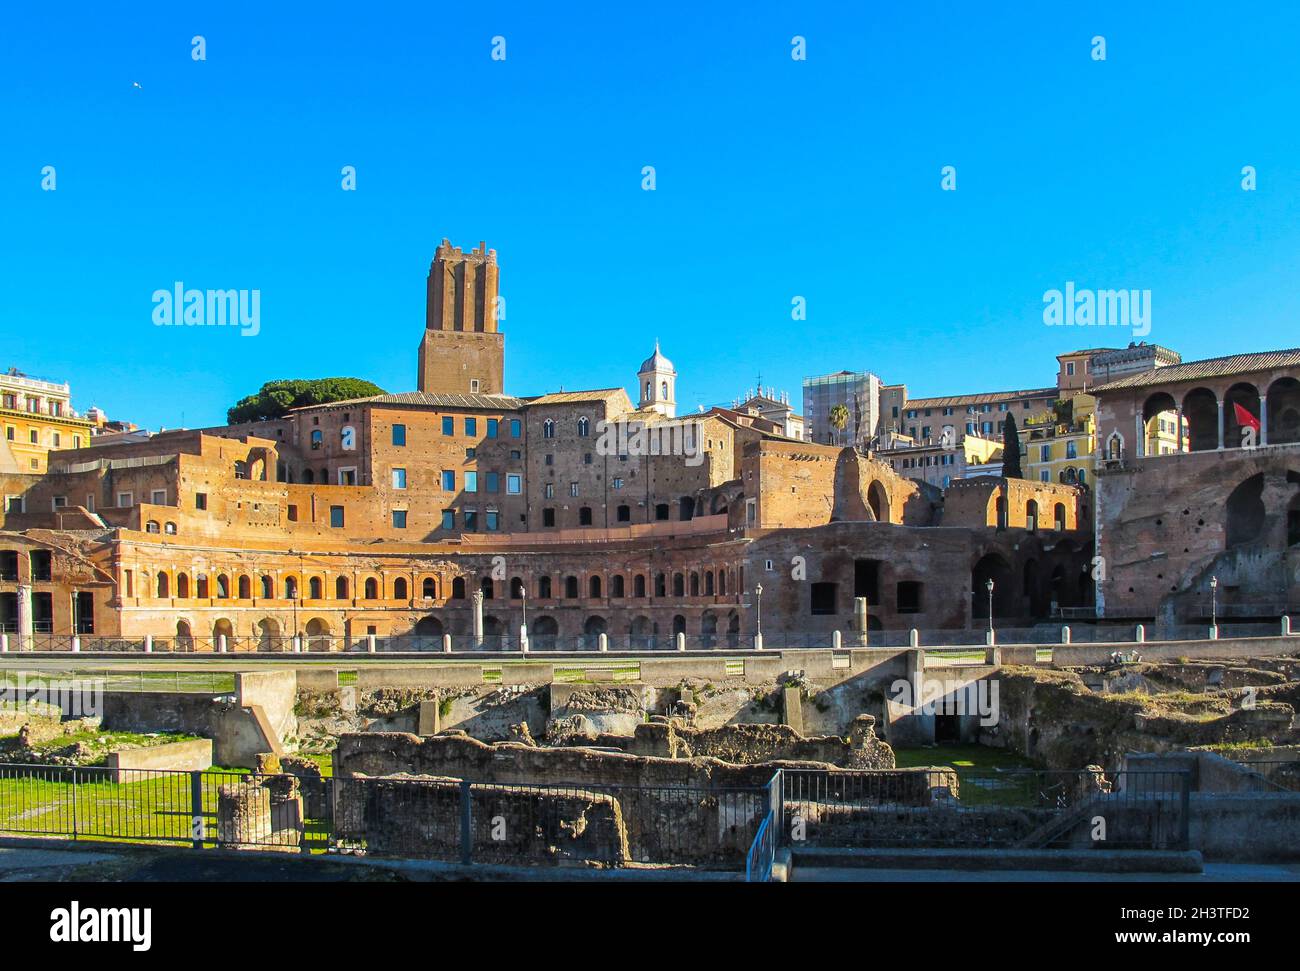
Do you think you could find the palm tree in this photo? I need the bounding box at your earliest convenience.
[829,404,850,446]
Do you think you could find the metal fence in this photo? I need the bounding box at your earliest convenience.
[775,767,1191,852]
[4,622,1296,656]
[0,764,325,851]
[0,763,1193,871]
[1229,760,1300,792]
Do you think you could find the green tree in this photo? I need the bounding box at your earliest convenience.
[1001,412,1024,479]
[226,378,386,424]
[829,404,851,446]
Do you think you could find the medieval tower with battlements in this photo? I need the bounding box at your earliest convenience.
[416,239,505,395]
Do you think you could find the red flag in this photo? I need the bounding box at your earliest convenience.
[1233,402,1260,432]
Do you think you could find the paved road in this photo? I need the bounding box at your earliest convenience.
[0,844,742,882]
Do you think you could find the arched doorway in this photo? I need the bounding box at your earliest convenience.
[1267,377,1300,445]
[532,615,559,650]
[257,617,282,652]
[867,481,889,523]
[1226,474,1266,547]
[1182,387,1219,452]
[1142,391,1180,455]
[1225,383,1262,449]
[175,620,193,652]
[972,553,1016,620]
[304,618,332,652]
[414,615,444,649]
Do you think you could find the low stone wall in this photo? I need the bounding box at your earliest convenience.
[1054,637,1300,667]
[610,716,894,769]
[333,775,630,866]
[106,738,213,783]
[1187,792,1300,861]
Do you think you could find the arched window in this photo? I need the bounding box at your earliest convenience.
[452,576,466,599]
[589,575,602,598]
[284,576,298,599]
[689,572,700,596]
[705,571,715,596]
[393,577,408,600]
[310,430,322,450]
[261,575,273,599]
[543,419,556,439]
[655,573,667,598]
[309,576,323,599]
[634,574,647,598]
[156,572,170,598]
[164,522,177,534]
[196,576,209,599]
[611,575,625,598]
[538,576,552,599]
[481,577,493,600]
[336,576,349,599]
[661,381,668,399]
[577,416,590,437]
[423,577,437,600]
[672,572,685,597]
[564,576,579,599]
[216,574,230,598]
[145,520,160,533]
[509,577,524,599]
[364,577,378,600]
[237,575,251,599]
[177,573,190,598]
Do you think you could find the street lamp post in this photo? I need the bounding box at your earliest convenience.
[986,579,995,640]
[754,584,763,636]
[1210,575,1218,635]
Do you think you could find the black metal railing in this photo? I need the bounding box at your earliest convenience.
[774,767,1190,851]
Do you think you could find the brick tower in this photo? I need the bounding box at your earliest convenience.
[416,239,505,394]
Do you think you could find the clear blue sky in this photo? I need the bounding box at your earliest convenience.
[3,2,1299,430]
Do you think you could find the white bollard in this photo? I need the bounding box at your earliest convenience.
[753,632,764,651]
[71,636,81,653]
[598,632,608,653]
[217,634,228,654]
[1135,624,1145,644]
[676,632,686,652]
[1061,626,1071,645]
[367,633,376,654]
[0,633,7,653]
[293,635,302,654]
[985,629,995,647]
[1283,616,1293,637]
[144,633,153,654]
[443,633,453,654]
[520,625,529,654]
[1209,625,1219,641]
[909,629,919,648]
[832,630,842,649]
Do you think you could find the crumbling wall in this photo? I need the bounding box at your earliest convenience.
[614,715,894,769]
[983,666,1297,770]
[333,775,630,866]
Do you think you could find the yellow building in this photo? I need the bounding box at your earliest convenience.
[1021,393,1097,487]
[0,370,94,476]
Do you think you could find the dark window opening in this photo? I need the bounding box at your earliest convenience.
[811,582,837,615]
[897,581,923,614]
